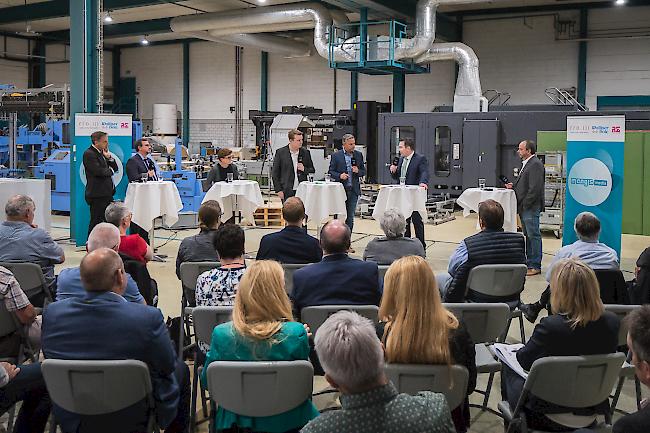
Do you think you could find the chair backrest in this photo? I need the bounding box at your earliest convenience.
[0,262,48,299]
[378,265,390,282]
[443,303,511,344]
[206,360,313,417]
[0,302,19,340]
[523,353,625,408]
[595,269,630,305]
[301,305,379,335]
[466,264,527,299]
[282,263,310,295]
[604,304,642,347]
[385,363,469,410]
[192,306,234,346]
[179,261,220,295]
[41,359,154,415]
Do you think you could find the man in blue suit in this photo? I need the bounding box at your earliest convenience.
[389,138,429,249]
[42,248,190,433]
[291,220,382,318]
[328,134,366,231]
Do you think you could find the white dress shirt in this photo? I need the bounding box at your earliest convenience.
[290,149,299,190]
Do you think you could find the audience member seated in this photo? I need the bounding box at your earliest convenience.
[105,201,153,263]
[56,223,145,304]
[301,310,456,433]
[175,200,222,279]
[378,256,476,433]
[0,362,50,433]
[0,266,41,358]
[613,305,650,433]
[436,199,525,303]
[501,258,619,432]
[363,209,425,265]
[0,194,64,305]
[42,248,190,433]
[520,211,619,322]
[256,197,322,264]
[629,246,650,304]
[291,220,382,317]
[201,260,318,433]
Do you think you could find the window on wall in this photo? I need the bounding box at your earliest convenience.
[434,126,451,177]
[390,126,415,157]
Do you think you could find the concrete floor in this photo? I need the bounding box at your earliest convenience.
[47,209,648,432]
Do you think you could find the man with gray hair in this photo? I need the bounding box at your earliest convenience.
[56,223,145,303]
[363,209,425,264]
[301,310,455,433]
[520,211,619,322]
[0,194,64,305]
[328,134,366,236]
[105,201,153,263]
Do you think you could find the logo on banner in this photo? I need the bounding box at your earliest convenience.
[567,158,612,206]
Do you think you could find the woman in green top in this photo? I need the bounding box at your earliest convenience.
[201,260,319,432]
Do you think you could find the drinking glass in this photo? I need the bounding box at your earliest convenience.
[399,176,406,186]
[227,173,234,183]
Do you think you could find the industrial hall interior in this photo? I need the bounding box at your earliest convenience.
[2,0,650,432]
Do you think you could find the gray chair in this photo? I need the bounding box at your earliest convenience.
[301,305,379,335]
[0,302,36,364]
[205,360,314,433]
[444,302,511,414]
[604,304,643,414]
[0,262,52,306]
[41,359,157,433]
[281,263,310,296]
[498,353,626,433]
[378,265,390,282]
[466,264,528,343]
[385,363,469,411]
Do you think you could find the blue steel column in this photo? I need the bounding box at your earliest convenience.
[350,72,358,108]
[182,41,190,146]
[112,46,120,112]
[577,8,588,105]
[261,51,268,111]
[393,73,405,112]
[70,0,99,243]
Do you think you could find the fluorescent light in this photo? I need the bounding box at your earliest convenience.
[615,0,626,5]
[103,11,113,23]
[141,35,150,46]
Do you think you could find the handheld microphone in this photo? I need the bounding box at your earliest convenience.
[499,175,509,184]
[298,154,304,164]
[392,156,399,166]
[351,157,357,167]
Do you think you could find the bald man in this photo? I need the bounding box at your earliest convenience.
[290,220,382,318]
[42,248,190,433]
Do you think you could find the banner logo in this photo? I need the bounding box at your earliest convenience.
[567,157,612,206]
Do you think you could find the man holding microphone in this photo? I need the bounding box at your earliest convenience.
[83,131,118,235]
[328,134,365,232]
[271,129,315,202]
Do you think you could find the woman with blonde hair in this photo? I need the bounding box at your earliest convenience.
[379,255,476,432]
[502,257,619,431]
[201,260,318,433]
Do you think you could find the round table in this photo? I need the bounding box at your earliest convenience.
[372,185,428,222]
[124,181,183,232]
[202,180,263,225]
[295,181,347,223]
[456,187,518,232]
[0,178,51,232]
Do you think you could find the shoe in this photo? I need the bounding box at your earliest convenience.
[520,302,543,323]
[348,247,356,253]
[526,268,541,277]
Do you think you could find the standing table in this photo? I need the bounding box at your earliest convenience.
[372,184,428,222]
[202,180,263,225]
[296,181,347,224]
[456,187,518,232]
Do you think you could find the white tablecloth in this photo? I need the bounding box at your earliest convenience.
[0,178,51,231]
[124,181,183,231]
[296,181,347,223]
[456,187,518,232]
[202,180,263,225]
[372,185,428,222]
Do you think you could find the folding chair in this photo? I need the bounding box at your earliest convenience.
[205,360,314,433]
[281,263,311,296]
[498,353,625,433]
[444,302,511,415]
[189,306,233,432]
[466,264,528,343]
[0,262,52,307]
[604,304,643,414]
[378,265,390,283]
[41,359,157,433]
[595,269,630,305]
[300,305,379,335]
[385,364,469,411]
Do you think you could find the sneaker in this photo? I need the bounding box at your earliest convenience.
[520,302,543,323]
[526,268,541,277]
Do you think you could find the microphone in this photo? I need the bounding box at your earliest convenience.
[146,158,157,181]
[499,175,509,184]
[351,157,357,167]
[392,156,399,166]
[298,154,304,164]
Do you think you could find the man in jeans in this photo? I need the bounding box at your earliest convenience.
[506,140,545,276]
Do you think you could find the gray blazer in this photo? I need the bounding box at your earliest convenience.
[513,155,545,213]
[363,236,426,265]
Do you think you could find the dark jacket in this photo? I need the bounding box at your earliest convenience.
[629,247,650,304]
[613,405,650,433]
[390,152,429,186]
[512,155,545,213]
[175,229,220,279]
[291,253,382,316]
[126,153,157,183]
[120,252,157,306]
[83,146,119,199]
[204,164,239,191]
[328,149,366,195]
[256,226,322,264]
[271,145,315,196]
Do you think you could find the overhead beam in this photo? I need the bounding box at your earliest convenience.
[449,0,650,16]
[44,18,172,41]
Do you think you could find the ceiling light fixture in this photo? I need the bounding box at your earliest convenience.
[104,11,114,23]
[141,35,150,46]
[615,0,626,5]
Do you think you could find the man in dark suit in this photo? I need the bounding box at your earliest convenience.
[125,138,157,243]
[328,134,365,231]
[291,220,382,318]
[42,248,190,433]
[506,139,545,276]
[389,138,429,249]
[83,131,119,235]
[256,197,322,264]
[271,129,315,202]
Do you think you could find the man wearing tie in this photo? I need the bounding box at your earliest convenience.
[389,138,429,249]
[125,139,157,243]
[328,134,365,231]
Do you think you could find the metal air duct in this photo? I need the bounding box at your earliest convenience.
[182,31,311,58]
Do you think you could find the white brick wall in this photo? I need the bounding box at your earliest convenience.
[406,62,455,111]
[359,73,392,105]
[0,37,28,88]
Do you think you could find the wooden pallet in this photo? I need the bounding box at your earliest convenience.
[254,206,284,227]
